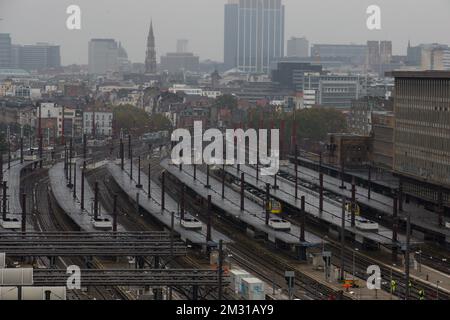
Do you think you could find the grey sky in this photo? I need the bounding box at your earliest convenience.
[1,0,449,65]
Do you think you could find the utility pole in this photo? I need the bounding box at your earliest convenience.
[218,239,224,300]
[340,198,346,281]
[404,211,411,300]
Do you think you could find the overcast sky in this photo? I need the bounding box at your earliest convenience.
[1,0,449,65]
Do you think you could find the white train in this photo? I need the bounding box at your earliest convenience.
[181,217,203,230]
[92,217,112,230]
[0,217,21,229]
[268,218,291,231]
[351,215,379,231]
[23,154,37,161]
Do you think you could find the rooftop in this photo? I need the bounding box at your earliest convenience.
[387,70,450,79]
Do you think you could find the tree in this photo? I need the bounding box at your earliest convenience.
[244,107,347,143]
[214,94,238,110]
[113,104,172,135]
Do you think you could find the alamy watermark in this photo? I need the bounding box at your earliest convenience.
[171,121,280,176]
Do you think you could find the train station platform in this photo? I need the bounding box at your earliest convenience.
[161,159,322,248]
[49,160,123,232]
[106,160,230,246]
[280,163,450,243]
[0,159,40,231]
[290,155,399,190]
[223,164,413,248]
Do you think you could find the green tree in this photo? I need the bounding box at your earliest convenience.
[215,94,238,109]
[113,104,172,134]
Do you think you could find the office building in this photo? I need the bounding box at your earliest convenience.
[392,71,450,208]
[20,43,60,71]
[271,61,322,91]
[287,37,309,58]
[83,108,114,137]
[408,43,450,70]
[0,34,12,68]
[88,39,119,75]
[160,52,199,73]
[310,44,367,65]
[176,39,189,53]
[224,0,285,73]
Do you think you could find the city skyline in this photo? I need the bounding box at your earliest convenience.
[1,0,450,65]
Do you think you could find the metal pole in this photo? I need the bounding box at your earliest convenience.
[218,239,223,300]
[2,181,7,221]
[300,196,305,242]
[367,165,372,200]
[20,137,23,163]
[351,177,356,227]
[438,188,443,227]
[68,139,73,188]
[136,156,142,188]
[240,172,245,211]
[221,163,225,199]
[265,183,270,225]
[161,171,165,212]
[93,182,99,220]
[113,194,118,232]
[81,161,85,210]
[128,134,131,159]
[398,179,403,212]
[319,173,324,212]
[21,193,26,233]
[83,134,87,159]
[205,165,211,188]
[206,195,212,242]
[274,173,278,189]
[120,138,124,170]
[130,150,133,180]
[392,196,398,263]
[294,145,298,199]
[405,211,411,300]
[170,211,174,260]
[73,164,77,199]
[180,185,185,220]
[340,198,346,281]
[147,163,151,199]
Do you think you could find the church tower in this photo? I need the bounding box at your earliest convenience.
[145,21,157,74]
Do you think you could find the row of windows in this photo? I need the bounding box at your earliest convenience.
[85,114,113,121]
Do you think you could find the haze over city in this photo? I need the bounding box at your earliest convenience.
[1,0,450,65]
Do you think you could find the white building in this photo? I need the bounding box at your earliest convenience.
[83,109,113,137]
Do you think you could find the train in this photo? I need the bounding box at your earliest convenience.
[180,216,203,230]
[23,154,38,161]
[0,217,21,229]
[344,201,378,231]
[267,200,282,214]
[345,201,361,216]
[268,218,291,231]
[142,131,169,143]
[92,217,113,230]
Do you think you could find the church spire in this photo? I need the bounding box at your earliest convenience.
[145,20,157,74]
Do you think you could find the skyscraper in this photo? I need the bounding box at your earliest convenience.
[224,0,285,74]
[88,39,119,75]
[0,34,12,68]
[18,43,61,71]
[145,21,157,74]
[287,37,309,58]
